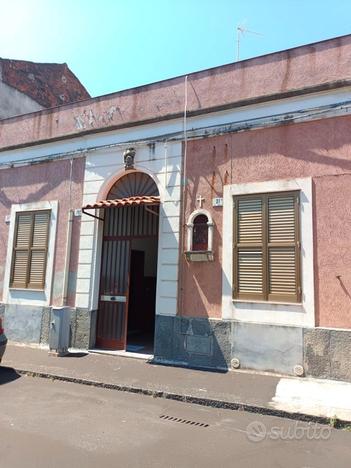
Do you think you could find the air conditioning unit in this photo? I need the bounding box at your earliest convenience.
[49,307,71,356]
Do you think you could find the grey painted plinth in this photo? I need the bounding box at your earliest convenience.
[1,304,95,350]
[231,322,304,376]
[304,328,351,382]
[154,315,231,370]
[155,317,351,381]
[3,304,50,344]
[4,302,351,383]
[155,316,304,376]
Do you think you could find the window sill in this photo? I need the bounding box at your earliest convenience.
[9,287,45,292]
[233,299,303,306]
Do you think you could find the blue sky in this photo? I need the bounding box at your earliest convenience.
[1,0,351,97]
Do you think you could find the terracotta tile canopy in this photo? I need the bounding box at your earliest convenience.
[83,195,160,210]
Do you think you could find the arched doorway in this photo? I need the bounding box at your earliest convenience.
[95,172,160,352]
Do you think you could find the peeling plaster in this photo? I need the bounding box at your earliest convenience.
[74,106,120,130]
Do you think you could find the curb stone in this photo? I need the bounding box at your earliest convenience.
[13,367,351,429]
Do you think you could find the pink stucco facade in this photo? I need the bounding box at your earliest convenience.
[1,33,351,377]
[1,35,351,151]
[0,157,85,307]
[180,114,351,329]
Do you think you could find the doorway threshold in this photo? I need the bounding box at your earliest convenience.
[89,348,153,361]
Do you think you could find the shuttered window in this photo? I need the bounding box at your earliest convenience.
[10,210,50,289]
[233,192,301,303]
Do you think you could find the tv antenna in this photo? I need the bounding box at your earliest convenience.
[236,25,263,61]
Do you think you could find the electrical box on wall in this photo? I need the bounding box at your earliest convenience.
[49,307,71,356]
[212,197,223,207]
[5,215,10,224]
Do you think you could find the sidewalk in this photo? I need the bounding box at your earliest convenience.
[2,343,351,425]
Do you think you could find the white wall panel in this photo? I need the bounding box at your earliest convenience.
[77,264,93,279]
[76,292,90,308]
[162,201,181,217]
[162,216,180,234]
[156,297,177,316]
[159,248,179,264]
[82,193,100,204]
[80,220,96,236]
[158,265,179,281]
[160,232,179,249]
[79,235,95,250]
[78,249,94,265]
[76,278,91,294]
[158,280,178,298]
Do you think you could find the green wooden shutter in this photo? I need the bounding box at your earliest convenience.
[28,211,50,289]
[233,192,301,303]
[234,197,264,300]
[10,211,50,289]
[267,194,300,302]
[11,213,32,288]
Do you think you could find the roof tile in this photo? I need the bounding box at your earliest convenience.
[83,195,161,210]
[0,58,90,108]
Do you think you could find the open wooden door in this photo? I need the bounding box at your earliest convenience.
[92,172,160,351]
[96,238,131,350]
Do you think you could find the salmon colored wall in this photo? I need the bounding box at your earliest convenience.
[180,114,351,329]
[313,174,351,328]
[1,35,351,151]
[0,157,85,307]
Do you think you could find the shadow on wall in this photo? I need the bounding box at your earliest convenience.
[0,158,83,207]
[0,159,84,308]
[187,119,351,189]
[181,139,230,322]
[153,315,230,372]
[154,255,238,373]
[337,276,351,300]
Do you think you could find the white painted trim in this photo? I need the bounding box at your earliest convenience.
[3,200,58,306]
[222,177,315,327]
[97,165,166,203]
[186,209,214,252]
[76,142,182,320]
[187,208,213,225]
[85,166,167,313]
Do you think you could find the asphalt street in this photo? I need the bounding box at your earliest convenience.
[0,366,351,468]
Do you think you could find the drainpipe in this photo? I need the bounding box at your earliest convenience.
[178,76,188,316]
[62,158,74,307]
[62,209,74,306]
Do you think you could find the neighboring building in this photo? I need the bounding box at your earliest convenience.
[0,58,90,119]
[1,35,351,382]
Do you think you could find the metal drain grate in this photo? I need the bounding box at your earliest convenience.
[159,414,209,428]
